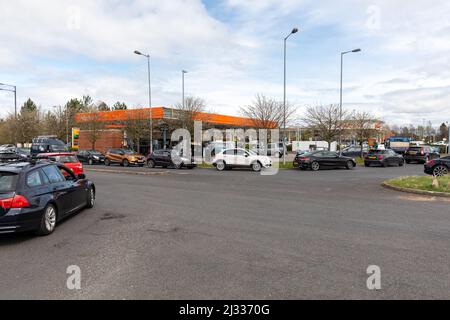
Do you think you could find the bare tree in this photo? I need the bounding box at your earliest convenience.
[239,94,296,129]
[80,105,104,150]
[173,96,206,134]
[351,111,379,158]
[303,104,349,151]
[123,109,150,154]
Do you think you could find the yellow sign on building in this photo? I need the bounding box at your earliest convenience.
[72,128,80,151]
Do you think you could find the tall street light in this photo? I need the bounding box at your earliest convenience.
[339,48,361,155]
[283,27,299,164]
[0,83,17,145]
[0,83,17,119]
[134,50,153,153]
[182,70,188,109]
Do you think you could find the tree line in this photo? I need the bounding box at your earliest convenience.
[0,96,128,145]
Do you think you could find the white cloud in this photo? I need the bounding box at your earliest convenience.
[1,0,450,127]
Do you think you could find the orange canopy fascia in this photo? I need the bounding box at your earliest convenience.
[75,107,276,128]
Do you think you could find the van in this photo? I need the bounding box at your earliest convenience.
[30,136,68,156]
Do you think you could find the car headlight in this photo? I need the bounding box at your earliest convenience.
[93,156,99,160]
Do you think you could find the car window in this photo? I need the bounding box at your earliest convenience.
[0,172,18,192]
[40,169,50,185]
[236,149,246,156]
[42,165,66,183]
[26,170,43,188]
[54,155,78,163]
[224,149,235,156]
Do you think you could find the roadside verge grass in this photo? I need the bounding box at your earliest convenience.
[385,176,450,193]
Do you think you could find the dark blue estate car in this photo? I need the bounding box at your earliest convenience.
[0,161,95,235]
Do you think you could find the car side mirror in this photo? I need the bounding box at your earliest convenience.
[77,173,86,180]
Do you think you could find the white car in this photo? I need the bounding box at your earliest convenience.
[213,148,272,172]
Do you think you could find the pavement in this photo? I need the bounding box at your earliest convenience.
[0,163,449,299]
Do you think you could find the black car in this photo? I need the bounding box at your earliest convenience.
[296,151,356,171]
[77,150,105,165]
[147,149,196,169]
[424,156,450,177]
[341,146,368,158]
[0,161,95,235]
[293,150,311,168]
[31,136,68,156]
[364,149,404,167]
[404,146,440,164]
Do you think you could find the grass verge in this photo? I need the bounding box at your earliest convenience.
[385,176,450,193]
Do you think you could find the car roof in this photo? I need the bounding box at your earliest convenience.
[0,161,55,173]
[37,152,76,156]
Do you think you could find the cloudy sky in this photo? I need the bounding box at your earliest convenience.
[1,0,449,126]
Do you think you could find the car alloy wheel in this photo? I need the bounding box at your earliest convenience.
[147,160,156,168]
[87,188,95,208]
[311,161,320,171]
[123,159,129,167]
[433,165,448,177]
[346,160,355,170]
[252,162,262,172]
[105,159,110,166]
[216,161,226,171]
[37,204,57,235]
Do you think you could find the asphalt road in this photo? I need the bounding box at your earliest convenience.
[0,164,449,300]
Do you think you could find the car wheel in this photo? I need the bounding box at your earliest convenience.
[216,161,226,171]
[346,160,355,170]
[311,161,320,171]
[399,159,404,167]
[105,159,111,166]
[433,165,449,177]
[382,161,388,167]
[86,187,95,208]
[365,163,370,167]
[405,160,411,164]
[147,160,156,168]
[175,162,183,169]
[123,159,129,167]
[251,161,262,172]
[36,204,57,236]
[88,158,94,165]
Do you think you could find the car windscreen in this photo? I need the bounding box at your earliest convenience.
[123,150,137,155]
[53,156,78,163]
[368,150,386,154]
[50,145,69,152]
[0,172,18,192]
[408,147,422,151]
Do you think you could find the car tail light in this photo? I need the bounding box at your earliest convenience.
[421,148,425,155]
[300,157,310,161]
[426,159,436,166]
[0,195,30,209]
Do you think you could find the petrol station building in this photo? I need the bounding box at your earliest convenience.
[74,107,263,154]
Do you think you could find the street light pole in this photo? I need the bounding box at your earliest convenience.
[339,49,361,155]
[134,51,153,154]
[283,27,299,165]
[0,83,18,145]
[182,70,188,109]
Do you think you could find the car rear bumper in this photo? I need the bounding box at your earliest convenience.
[365,159,384,166]
[404,155,427,162]
[0,210,42,234]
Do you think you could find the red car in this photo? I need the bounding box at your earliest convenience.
[36,152,84,175]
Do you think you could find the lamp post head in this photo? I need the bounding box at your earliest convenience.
[352,48,362,53]
[182,70,188,74]
[291,28,299,34]
[134,50,142,55]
